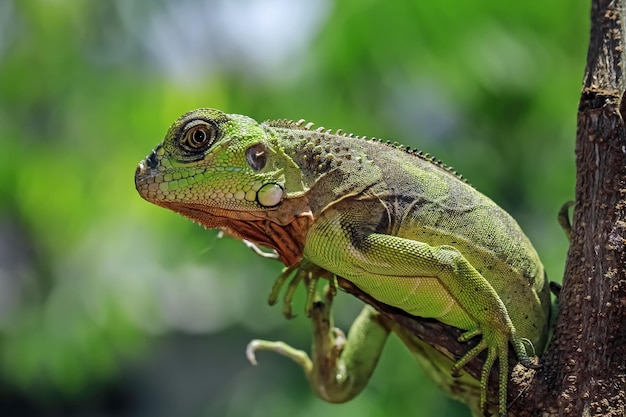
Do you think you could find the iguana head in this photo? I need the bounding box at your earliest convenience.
[135,107,306,213]
[135,108,314,263]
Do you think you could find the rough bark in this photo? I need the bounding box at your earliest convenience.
[532,0,626,415]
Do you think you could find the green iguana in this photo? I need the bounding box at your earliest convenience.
[135,108,551,417]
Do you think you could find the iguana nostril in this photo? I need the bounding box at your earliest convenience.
[146,149,159,169]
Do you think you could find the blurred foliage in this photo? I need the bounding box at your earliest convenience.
[0,0,587,416]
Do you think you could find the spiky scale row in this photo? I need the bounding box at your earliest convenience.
[265,118,467,184]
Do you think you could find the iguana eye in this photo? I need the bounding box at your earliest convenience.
[180,122,217,152]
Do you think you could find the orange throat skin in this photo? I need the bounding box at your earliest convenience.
[156,200,311,267]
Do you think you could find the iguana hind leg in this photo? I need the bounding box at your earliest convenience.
[247,283,391,403]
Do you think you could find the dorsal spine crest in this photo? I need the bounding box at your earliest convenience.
[264,119,467,183]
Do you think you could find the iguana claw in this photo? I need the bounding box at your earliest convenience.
[268,261,337,319]
[246,339,313,374]
[558,201,575,241]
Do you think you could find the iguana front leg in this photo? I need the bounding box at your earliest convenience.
[247,282,392,403]
[304,211,538,417]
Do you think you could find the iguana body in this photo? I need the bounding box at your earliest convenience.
[135,108,551,417]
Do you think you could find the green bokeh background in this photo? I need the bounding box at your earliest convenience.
[0,0,587,416]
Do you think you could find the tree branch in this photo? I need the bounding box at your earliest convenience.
[336,278,517,416]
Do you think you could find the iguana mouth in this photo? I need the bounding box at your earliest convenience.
[134,159,160,200]
[134,159,149,182]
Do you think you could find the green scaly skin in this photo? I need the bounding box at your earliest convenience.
[135,108,551,417]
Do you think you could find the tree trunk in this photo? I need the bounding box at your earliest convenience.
[516,0,626,414]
